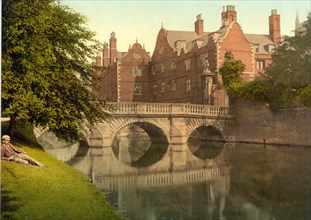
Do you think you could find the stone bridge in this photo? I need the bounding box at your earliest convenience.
[87,102,235,148]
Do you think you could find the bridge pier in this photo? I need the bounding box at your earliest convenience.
[169,117,188,146]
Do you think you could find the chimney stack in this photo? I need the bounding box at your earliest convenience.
[195,14,204,35]
[102,42,109,67]
[221,5,237,27]
[95,52,101,67]
[269,9,281,43]
[109,32,117,65]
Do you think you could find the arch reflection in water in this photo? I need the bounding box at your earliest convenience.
[93,145,230,220]
[188,125,225,160]
[111,124,169,167]
[188,141,225,160]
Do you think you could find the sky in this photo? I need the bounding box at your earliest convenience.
[61,0,310,53]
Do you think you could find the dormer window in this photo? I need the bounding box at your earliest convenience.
[253,44,259,53]
[265,44,276,53]
[268,44,275,53]
[192,40,204,48]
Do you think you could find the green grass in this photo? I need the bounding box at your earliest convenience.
[1,122,124,220]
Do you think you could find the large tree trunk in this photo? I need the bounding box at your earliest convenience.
[6,115,16,137]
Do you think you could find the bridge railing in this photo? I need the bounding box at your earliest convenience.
[107,102,230,117]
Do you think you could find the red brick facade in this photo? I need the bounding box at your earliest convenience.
[93,6,280,106]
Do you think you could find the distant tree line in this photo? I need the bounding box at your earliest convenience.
[220,13,311,109]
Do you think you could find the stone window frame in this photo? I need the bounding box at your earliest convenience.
[256,60,265,70]
[134,83,143,95]
[185,78,191,92]
[132,67,142,77]
[184,59,191,71]
[171,79,177,91]
[151,65,157,75]
[160,82,166,93]
[200,53,208,67]
[152,84,158,94]
[160,63,166,73]
[171,59,177,70]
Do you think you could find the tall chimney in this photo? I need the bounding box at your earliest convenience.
[109,32,117,65]
[221,5,237,27]
[195,14,204,35]
[102,42,109,67]
[95,52,101,66]
[269,9,281,43]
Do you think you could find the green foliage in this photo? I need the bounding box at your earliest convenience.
[2,0,108,141]
[239,79,271,102]
[296,84,311,107]
[219,51,245,98]
[220,13,311,109]
[263,12,311,108]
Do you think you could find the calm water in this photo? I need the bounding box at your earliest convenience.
[38,132,311,220]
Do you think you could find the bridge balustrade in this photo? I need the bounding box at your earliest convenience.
[107,102,230,117]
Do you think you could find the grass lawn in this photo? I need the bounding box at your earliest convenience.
[1,122,124,220]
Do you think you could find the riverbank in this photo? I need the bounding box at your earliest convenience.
[1,123,124,220]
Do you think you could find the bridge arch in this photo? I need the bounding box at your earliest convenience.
[113,121,169,144]
[87,102,234,147]
[186,118,225,142]
[108,117,171,145]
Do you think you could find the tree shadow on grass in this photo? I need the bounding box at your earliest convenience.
[1,185,21,220]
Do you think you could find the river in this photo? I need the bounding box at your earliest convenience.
[38,131,311,220]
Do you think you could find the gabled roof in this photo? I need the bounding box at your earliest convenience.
[117,51,126,59]
[245,34,276,53]
[164,24,277,54]
[166,30,209,51]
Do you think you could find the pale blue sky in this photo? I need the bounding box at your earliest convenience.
[61,0,310,53]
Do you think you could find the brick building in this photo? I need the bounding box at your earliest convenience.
[93,5,281,106]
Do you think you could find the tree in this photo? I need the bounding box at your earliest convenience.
[219,51,245,99]
[263,12,311,108]
[2,0,108,141]
[220,14,311,109]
